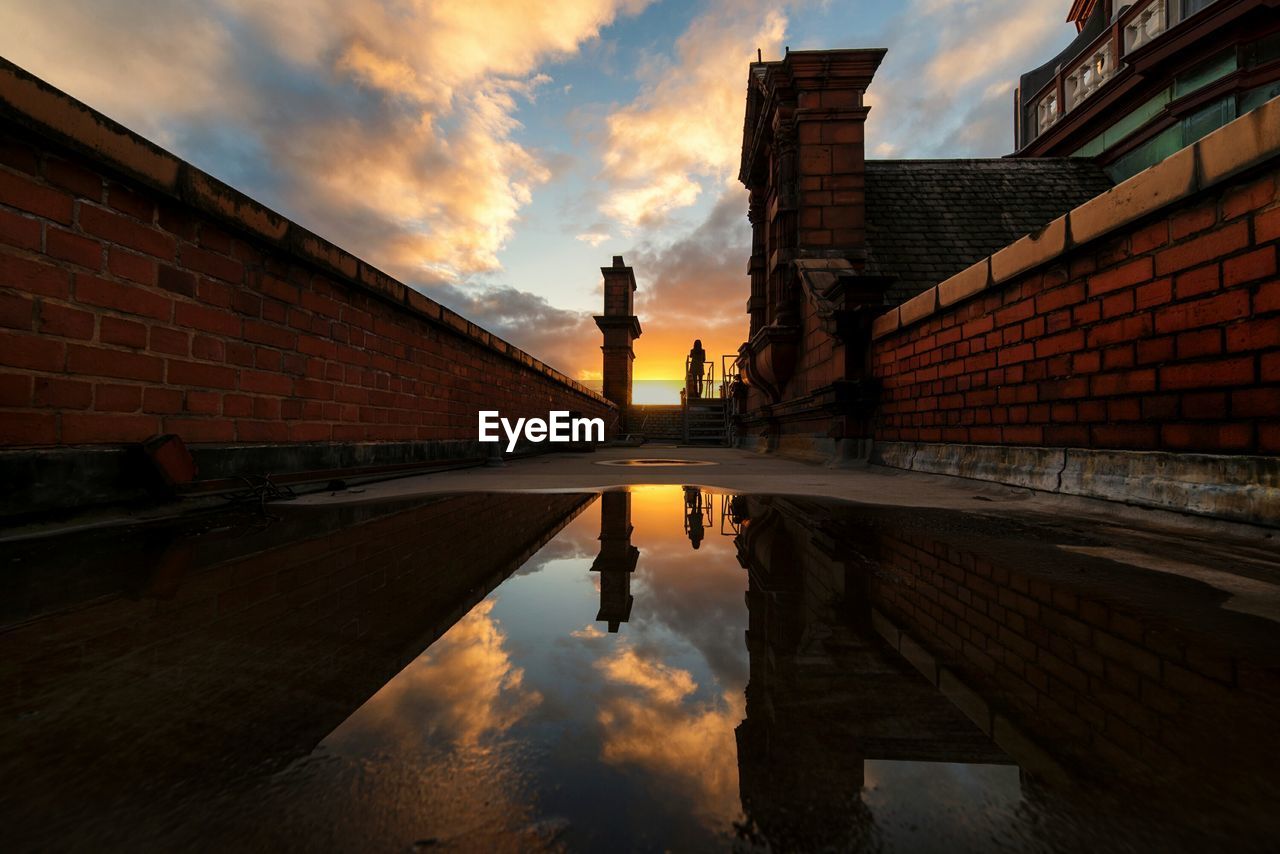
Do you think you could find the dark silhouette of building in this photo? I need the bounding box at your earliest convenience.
[595,256,643,421]
[731,496,1012,850]
[590,490,640,632]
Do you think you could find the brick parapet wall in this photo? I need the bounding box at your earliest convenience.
[627,404,682,438]
[871,98,1280,455]
[0,60,612,452]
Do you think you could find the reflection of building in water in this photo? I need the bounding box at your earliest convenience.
[734,495,1280,850]
[682,486,711,550]
[591,491,640,632]
[731,497,1012,850]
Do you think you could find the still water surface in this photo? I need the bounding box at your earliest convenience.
[1,486,1277,851]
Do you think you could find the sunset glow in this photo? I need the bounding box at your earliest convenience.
[0,0,1079,383]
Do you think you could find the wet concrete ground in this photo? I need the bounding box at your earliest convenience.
[2,452,1278,851]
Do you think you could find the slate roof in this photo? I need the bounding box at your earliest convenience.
[863,159,1114,304]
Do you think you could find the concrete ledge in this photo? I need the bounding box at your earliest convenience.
[190,440,486,480]
[870,306,900,339]
[871,440,1280,527]
[883,441,1065,493]
[898,287,938,326]
[990,215,1067,284]
[1070,146,1198,245]
[1060,449,1280,527]
[0,446,152,520]
[776,434,838,463]
[1197,96,1280,186]
[872,94,1280,339]
[938,258,991,308]
[0,62,178,188]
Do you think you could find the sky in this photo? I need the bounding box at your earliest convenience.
[0,0,1078,402]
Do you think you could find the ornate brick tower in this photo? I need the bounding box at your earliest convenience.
[736,49,889,456]
[594,256,642,416]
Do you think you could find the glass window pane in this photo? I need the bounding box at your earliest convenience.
[1182,95,1237,145]
[1107,125,1183,181]
[1173,49,1237,98]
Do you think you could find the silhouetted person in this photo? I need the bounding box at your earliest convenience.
[686,339,706,400]
[684,486,706,550]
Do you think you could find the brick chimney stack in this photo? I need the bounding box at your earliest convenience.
[594,255,642,414]
[790,51,883,252]
[740,49,886,337]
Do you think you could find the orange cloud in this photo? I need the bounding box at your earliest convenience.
[595,645,745,821]
[330,599,541,750]
[0,0,654,282]
[627,190,752,394]
[598,0,788,228]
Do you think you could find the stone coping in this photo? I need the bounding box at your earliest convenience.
[0,59,611,409]
[872,95,1280,341]
[871,440,1280,527]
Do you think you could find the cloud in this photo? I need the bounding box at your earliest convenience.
[625,188,751,381]
[865,0,1073,158]
[920,0,1065,92]
[594,644,745,820]
[571,624,607,639]
[0,0,653,282]
[576,231,612,247]
[328,599,541,751]
[432,282,599,379]
[596,0,789,228]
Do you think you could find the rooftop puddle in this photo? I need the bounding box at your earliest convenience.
[595,458,717,466]
[2,486,1277,851]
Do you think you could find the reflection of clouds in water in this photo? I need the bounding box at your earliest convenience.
[570,624,606,639]
[630,551,748,692]
[623,487,750,693]
[594,645,745,822]
[513,518,600,577]
[328,599,541,753]
[599,646,695,705]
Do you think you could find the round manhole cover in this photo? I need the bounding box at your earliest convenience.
[595,458,718,467]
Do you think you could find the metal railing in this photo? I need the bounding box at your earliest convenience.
[681,357,716,402]
[720,354,742,399]
[719,493,749,537]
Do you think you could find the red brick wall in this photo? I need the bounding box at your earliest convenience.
[872,167,1279,454]
[794,297,843,397]
[0,124,612,449]
[627,404,682,438]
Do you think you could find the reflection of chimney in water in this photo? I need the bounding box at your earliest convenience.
[590,491,639,632]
